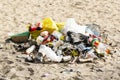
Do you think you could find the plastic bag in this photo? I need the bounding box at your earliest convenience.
[56,22,65,31]
[62,18,87,35]
[42,18,58,33]
[86,24,100,36]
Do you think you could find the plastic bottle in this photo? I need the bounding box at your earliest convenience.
[90,38,99,47]
[38,45,63,62]
[62,56,72,62]
[100,33,108,43]
[26,45,36,54]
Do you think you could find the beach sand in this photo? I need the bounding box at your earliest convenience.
[0,0,120,80]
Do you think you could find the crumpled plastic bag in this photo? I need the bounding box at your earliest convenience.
[62,18,87,35]
[42,18,58,33]
[56,22,65,31]
[85,24,100,36]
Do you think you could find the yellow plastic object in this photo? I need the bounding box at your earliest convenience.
[71,50,79,56]
[42,18,58,33]
[30,30,40,39]
[60,35,65,40]
[47,42,53,47]
[56,22,65,31]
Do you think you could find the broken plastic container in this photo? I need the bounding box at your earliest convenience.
[95,42,110,56]
[62,18,87,35]
[38,45,62,62]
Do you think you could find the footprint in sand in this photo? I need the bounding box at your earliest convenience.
[28,68,34,76]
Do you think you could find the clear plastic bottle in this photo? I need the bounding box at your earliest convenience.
[38,45,63,62]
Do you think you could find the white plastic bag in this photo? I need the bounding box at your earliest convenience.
[62,18,87,35]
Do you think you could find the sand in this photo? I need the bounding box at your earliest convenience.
[0,0,120,80]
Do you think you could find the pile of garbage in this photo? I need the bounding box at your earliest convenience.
[7,18,111,63]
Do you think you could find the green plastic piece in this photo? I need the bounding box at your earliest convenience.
[11,31,30,43]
